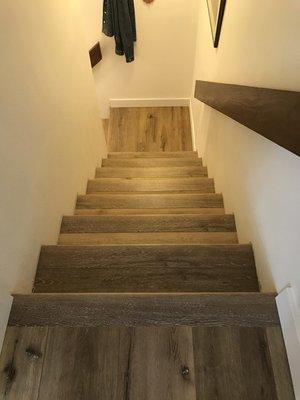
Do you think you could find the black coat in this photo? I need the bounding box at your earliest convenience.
[102,0,136,63]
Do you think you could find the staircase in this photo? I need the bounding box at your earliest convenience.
[0,151,295,399]
[13,150,274,314]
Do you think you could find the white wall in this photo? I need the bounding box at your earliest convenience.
[0,0,107,347]
[78,0,200,117]
[191,0,300,317]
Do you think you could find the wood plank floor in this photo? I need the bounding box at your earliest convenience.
[107,107,193,152]
[0,325,294,399]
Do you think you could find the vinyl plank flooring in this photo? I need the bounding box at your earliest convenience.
[60,214,236,233]
[58,232,238,245]
[74,208,225,216]
[265,327,295,399]
[102,158,202,167]
[9,293,280,328]
[87,177,215,193]
[37,326,196,400]
[192,327,293,400]
[128,327,196,400]
[76,193,224,209]
[0,327,48,400]
[37,327,132,400]
[96,166,208,178]
[108,151,197,158]
[108,107,193,152]
[0,326,292,400]
[33,244,258,293]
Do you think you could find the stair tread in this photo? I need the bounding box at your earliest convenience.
[77,193,223,209]
[33,244,258,293]
[108,151,198,158]
[58,232,238,245]
[61,214,235,233]
[9,293,279,327]
[96,166,208,178]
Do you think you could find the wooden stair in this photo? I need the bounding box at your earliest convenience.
[9,151,276,325]
[1,138,294,397]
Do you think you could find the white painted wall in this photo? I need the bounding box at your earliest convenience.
[78,0,200,117]
[190,0,300,385]
[0,0,107,347]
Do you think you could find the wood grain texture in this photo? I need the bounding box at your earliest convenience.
[0,327,48,400]
[96,166,208,178]
[126,327,196,400]
[33,244,258,293]
[38,327,132,400]
[102,158,202,167]
[74,207,225,216]
[107,107,193,152]
[266,327,295,399]
[9,293,280,327]
[34,327,197,400]
[87,177,215,193]
[195,80,300,156]
[58,232,238,245]
[1,326,292,400]
[61,214,236,233]
[192,327,290,399]
[108,151,197,158]
[76,193,224,209]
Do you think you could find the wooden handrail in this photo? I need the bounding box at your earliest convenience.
[194,80,300,156]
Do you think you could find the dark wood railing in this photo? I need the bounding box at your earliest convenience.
[194,80,300,156]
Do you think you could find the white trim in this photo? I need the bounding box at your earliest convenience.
[276,287,300,399]
[189,98,196,151]
[109,98,190,108]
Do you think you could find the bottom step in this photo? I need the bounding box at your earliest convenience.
[9,293,279,327]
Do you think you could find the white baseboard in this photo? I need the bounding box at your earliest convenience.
[276,287,300,399]
[109,98,190,108]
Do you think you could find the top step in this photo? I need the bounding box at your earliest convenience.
[108,151,198,159]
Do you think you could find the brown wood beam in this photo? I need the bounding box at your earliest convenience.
[194,80,300,156]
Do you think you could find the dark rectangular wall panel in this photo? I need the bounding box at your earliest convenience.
[194,80,300,156]
[89,42,102,68]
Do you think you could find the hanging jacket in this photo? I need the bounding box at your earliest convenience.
[102,0,136,63]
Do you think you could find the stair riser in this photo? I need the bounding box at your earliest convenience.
[87,178,214,193]
[108,151,198,159]
[58,232,238,245]
[61,214,236,233]
[34,245,259,293]
[74,208,225,216]
[76,194,224,209]
[102,159,203,167]
[96,166,208,178]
